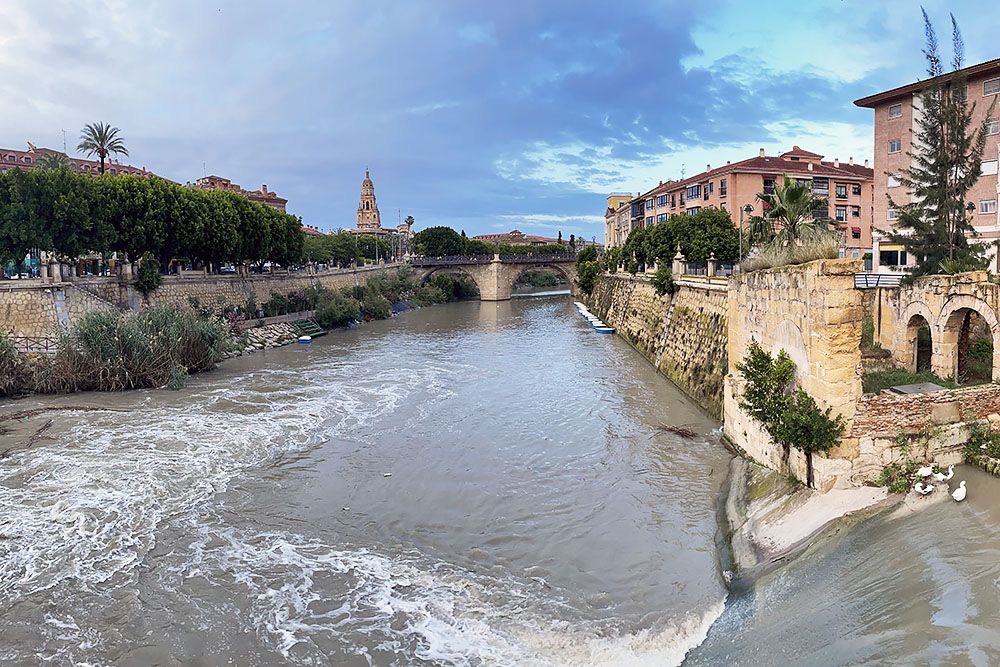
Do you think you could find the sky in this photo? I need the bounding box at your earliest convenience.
[1,0,997,240]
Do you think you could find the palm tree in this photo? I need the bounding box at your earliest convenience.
[758,176,830,245]
[34,152,73,170]
[77,122,129,174]
[746,215,775,247]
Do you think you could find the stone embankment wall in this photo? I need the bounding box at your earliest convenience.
[587,273,728,417]
[0,264,399,338]
[0,283,118,337]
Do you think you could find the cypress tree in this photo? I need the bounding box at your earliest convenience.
[887,11,997,279]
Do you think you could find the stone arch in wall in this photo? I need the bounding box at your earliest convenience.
[894,301,935,372]
[935,295,1000,383]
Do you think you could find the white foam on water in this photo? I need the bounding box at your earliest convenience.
[0,359,449,603]
[177,521,726,666]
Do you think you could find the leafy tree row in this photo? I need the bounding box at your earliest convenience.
[0,167,305,269]
[412,226,571,257]
[302,231,392,267]
[614,208,740,272]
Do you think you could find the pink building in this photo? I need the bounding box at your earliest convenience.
[855,58,1000,273]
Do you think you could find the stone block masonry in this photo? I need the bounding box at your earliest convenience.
[587,273,728,418]
[0,264,401,338]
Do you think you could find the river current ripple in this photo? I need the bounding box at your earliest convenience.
[0,297,730,666]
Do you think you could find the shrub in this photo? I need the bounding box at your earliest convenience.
[135,253,163,295]
[415,285,447,306]
[575,260,601,295]
[0,332,28,396]
[963,421,1000,464]
[576,245,598,264]
[315,294,360,328]
[651,264,675,296]
[362,292,393,320]
[31,308,227,393]
[737,340,845,487]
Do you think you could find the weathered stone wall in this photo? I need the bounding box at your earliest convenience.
[724,259,864,490]
[0,283,118,337]
[587,273,728,417]
[0,265,400,337]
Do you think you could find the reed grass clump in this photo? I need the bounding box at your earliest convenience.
[29,308,229,393]
[739,234,840,273]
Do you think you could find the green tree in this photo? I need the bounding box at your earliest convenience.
[413,226,466,256]
[77,122,129,174]
[887,11,996,278]
[35,152,73,170]
[758,176,830,245]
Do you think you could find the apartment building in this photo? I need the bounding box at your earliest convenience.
[605,146,875,259]
[193,175,288,212]
[855,57,1000,272]
[0,143,155,177]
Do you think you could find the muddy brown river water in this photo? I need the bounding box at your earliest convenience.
[3,295,1000,665]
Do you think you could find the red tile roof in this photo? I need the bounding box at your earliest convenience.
[854,57,1000,108]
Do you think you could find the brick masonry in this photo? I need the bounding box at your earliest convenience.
[587,273,728,418]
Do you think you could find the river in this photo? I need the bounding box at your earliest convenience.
[5,295,1000,666]
[0,296,730,665]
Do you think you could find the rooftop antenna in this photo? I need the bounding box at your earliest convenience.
[203,161,207,176]
[680,163,686,178]
[61,129,67,153]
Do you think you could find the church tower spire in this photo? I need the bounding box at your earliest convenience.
[357,168,381,231]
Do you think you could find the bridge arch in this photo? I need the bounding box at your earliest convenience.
[507,262,575,291]
[935,295,1000,383]
[416,265,487,298]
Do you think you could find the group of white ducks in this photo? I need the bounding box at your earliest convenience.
[913,464,967,502]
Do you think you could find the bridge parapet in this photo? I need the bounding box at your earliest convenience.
[497,253,576,263]
[409,255,492,266]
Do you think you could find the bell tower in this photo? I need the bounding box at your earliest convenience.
[357,168,382,231]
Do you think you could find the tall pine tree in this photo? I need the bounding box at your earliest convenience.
[888,11,997,279]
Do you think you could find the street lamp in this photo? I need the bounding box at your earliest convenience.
[967,201,977,213]
[739,203,754,260]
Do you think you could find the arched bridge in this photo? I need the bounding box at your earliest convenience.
[409,253,577,301]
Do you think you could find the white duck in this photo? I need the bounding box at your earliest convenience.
[916,464,934,478]
[933,465,954,482]
[914,481,934,496]
[952,480,967,502]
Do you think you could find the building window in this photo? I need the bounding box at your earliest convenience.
[981,199,998,214]
[22,156,31,164]
[657,213,668,222]
[835,184,848,199]
[686,184,701,200]
[887,173,901,188]
[888,139,902,154]
[852,206,861,218]
[852,184,862,196]
[835,206,847,221]
[852,249,861,258]
[888,103,903,119]
[703,182,712,199]
[646,199,654,210]
[679,195,685,206]
[763,178,776,195]
[887,208,899,220]
[686,207,700,216]
[719,178,727,196]
[657,195,668,207]
[985,77,1000,96]
[851,227,861,240]
[880,249,907,267]
[671,194,676,207]
[812,177,829,196]
[987,118,999,135]
[645,216,654,226]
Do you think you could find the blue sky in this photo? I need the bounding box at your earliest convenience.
[1,0,996,239]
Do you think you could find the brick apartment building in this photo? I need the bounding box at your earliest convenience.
[855,57,1000,273]
[0,143,154,177]
[471,229,561,246]
[605,146,875,260]
[192,174,288,212]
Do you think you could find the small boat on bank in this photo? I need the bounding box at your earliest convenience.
[594,326,615,334]
[297,335,312,345]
